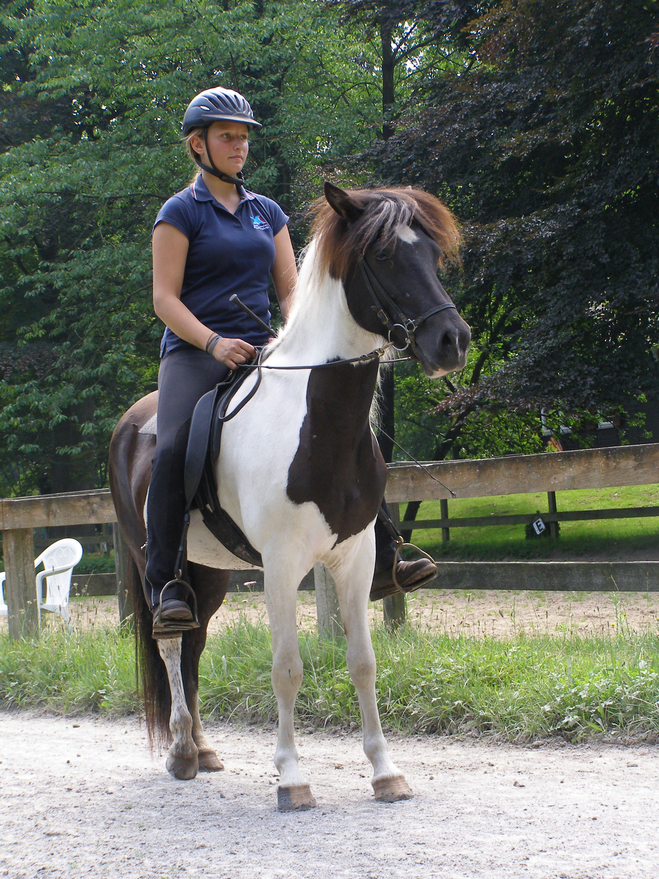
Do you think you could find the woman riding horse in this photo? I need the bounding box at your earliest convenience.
[146,86,437,637]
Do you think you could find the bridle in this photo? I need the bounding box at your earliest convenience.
[359,258,457,360]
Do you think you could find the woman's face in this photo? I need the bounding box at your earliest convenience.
[191,121,250,177]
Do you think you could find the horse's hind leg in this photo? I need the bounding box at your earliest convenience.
[182,564,230,773]
[330,540,413,803]
[263,561,317,811]
[188,689,223,772]
[157,637,199,780]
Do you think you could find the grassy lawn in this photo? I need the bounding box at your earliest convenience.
[1,621,658,742]
[1,488,657,743]
[407,484,659,560]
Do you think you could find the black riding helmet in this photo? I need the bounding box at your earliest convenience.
[182,87,261,188]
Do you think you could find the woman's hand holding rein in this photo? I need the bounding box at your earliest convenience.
[209,336,256,369]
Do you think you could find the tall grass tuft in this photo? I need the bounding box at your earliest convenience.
[1,621,658,741]
[0,627,137,714]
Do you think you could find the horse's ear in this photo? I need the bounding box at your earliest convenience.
[324,182,363,224]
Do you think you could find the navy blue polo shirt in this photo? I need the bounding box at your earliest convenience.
[154,176,289,357]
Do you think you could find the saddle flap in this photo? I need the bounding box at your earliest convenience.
[184,385,222,510]
[183,368,263,568]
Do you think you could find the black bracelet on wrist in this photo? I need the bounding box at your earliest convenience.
[206,333,221,356]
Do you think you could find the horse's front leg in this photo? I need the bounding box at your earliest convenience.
[157,638,199,780]
[330,538,413,803]
[264,563,317,812]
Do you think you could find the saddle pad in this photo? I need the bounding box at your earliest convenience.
[139,414,157,436]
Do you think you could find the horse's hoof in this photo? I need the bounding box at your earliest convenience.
[372,775,414,802]
[277,784,317,811]
[198,749,224,772]
[166,752,199,780]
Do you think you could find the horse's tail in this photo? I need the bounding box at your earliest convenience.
[124,549,172,750]
[109,406,172,750]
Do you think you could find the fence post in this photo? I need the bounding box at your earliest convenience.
[113,524,133,626]
[547,491,559,539]
[383,593,406,630]
[382,502,406,628]
[314,563,344,640]
[440,498,450,543]
[4,527,38,639]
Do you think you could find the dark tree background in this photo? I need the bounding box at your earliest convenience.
[369,0,659,462]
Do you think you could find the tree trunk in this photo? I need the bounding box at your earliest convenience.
[380,16,395,141]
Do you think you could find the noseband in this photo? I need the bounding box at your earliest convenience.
[359,260,457,358]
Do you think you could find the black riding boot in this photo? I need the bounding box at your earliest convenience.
[144,349,229,637]
[370,500,438,601]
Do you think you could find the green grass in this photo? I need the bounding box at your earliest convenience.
[2,620,658,742]
[409,484,659,560]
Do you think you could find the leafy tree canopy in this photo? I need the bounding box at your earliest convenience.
[371,0,659,459]
[0,0,656,498]
[0,0,388,494]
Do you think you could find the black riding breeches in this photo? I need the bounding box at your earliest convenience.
[145,348,230,605]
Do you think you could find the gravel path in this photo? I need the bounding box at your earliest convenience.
[1,710,657,879]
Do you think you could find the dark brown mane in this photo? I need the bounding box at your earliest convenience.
[309,186,461,280]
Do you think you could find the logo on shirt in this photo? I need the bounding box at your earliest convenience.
[251,212,270,231]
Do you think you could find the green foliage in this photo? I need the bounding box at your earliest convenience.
[373,0,659,454]
[1,620,658,741]
[75,551,115,575]
[0,0,388,494]
[0,0,656,496]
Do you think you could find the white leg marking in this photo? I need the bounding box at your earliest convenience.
[158,638,199,779]
[261,549,318,809]
[329,532,412,798]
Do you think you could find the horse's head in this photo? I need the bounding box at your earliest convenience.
[314,182,471,378]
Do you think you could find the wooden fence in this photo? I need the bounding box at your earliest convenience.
[1,443,658,637]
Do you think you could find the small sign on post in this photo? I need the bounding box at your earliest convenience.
[532,517,547,536]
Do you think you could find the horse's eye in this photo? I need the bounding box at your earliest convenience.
[375,253,390,262]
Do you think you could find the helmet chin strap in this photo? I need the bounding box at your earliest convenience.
[194,128,246,189]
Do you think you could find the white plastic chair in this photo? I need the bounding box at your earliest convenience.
[34,538,83,625]
[0,572,7,617]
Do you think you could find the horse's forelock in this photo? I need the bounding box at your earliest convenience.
[309,187,461,280]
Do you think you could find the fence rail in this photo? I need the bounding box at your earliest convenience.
[1,443,658,637]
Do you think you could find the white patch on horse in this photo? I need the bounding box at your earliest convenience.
[139,414,157,436]
[396,224,419,244]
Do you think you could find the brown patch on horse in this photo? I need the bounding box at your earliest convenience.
[108,391,158,571]
[309,186,462,281]
[286,359,386,543]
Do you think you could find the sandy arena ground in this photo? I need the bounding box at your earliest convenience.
[1,711,658,879]
[21,586,659,639]
[2,589,658,878]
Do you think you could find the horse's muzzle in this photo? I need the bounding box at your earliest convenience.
[418,316,471,378]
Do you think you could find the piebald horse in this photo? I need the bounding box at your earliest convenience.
[109,183,470,810]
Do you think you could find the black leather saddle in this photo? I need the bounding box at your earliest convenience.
[183,368,263,567]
